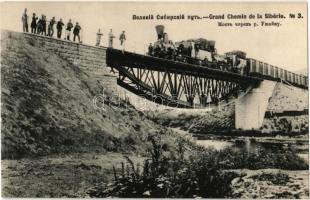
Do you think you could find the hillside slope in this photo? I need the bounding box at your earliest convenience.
[1,31,173,158]
[150,104,234,134]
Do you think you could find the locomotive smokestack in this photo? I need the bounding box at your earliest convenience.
[155,25,165,40]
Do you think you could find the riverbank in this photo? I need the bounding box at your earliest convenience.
[1,152,144,197]
[2,130,308,198]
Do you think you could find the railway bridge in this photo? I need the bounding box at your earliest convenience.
[106,48,306,130]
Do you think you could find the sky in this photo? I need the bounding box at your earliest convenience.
[0,2,307,72]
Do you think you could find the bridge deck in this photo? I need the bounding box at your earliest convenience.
[106,48,263,85]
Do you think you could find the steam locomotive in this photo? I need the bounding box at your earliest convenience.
[147,25,308,88]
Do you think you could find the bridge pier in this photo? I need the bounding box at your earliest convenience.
[235,80,277,130]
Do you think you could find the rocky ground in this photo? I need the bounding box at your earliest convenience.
[230,169,309,199]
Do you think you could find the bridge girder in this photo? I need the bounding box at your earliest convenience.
[106,48,262,108]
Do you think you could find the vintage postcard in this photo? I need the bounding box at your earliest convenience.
[0,1,308,198]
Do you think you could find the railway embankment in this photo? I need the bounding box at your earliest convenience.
[0,30,178,159]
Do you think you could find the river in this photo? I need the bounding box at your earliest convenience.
[172,128,309,163]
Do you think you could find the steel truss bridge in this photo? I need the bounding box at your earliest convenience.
[106,48,263,108]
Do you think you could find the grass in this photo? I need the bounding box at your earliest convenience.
[1,152,144,197]
[215,144,308,170]
[87,136,238,198]
[87,135,308,198]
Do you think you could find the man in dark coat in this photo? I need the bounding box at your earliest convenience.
[148,43,153,56]
[36,15,43,35]
[73,22,81,43]
[41,15,47,36]
[56,18,64,39]
[30,13,38,34]
[154,45,161,57]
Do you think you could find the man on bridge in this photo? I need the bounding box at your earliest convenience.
[30,13,38,34]
[108,29,115,48]
[56,18,64,39]
[119,30,126,51]
[47,17,56,37]
[73,22,82,43]
[96,29,103,46]
[21,8,28,32]
[65,19,73,40]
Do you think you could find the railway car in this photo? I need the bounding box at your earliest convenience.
[248,58,259,74]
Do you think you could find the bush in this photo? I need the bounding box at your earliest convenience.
[87,136,237,198]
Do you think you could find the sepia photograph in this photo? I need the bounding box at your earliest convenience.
[0,1,309,198]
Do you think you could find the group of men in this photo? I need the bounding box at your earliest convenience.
[22,8,127,48]
[149,41,201,58]
[148,42,200,62]
[96,29,126,49]
[22,8,82,43]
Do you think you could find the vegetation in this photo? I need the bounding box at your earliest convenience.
[87,136,237,198]
[87,135,308,198]
[213,144,308,170]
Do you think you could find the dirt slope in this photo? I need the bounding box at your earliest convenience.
[1,30,173,158]
[150,104,234,134]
